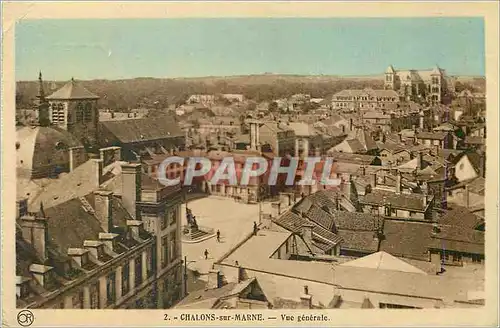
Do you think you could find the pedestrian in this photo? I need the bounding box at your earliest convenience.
[253,221,258,236]
[216,229,221,242]
[204,249,209,260]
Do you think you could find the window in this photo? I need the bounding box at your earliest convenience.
[472,254,482,263]
[135,256,142,287]
[84,103,93,123]
[76,103,84,122]
[89,282,99,309]
[161,212,168,230]
[74,289,84,309]
[453,254,462,262]
[51,103,65,124]
[55,141,67,151]
[162,236,169,268]
[106,272,116,306]
[169,231,177,262]
[169,209,177,226]
[122,263,130,296]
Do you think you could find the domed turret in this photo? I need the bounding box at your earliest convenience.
[16,126,86,179]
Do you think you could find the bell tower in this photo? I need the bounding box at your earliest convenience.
[384,65,396,90]
[46,77,100,150]
[430,65,442,104]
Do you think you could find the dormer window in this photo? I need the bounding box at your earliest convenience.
[55,141,67,151]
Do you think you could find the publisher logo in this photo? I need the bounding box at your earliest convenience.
[17,310,34,327]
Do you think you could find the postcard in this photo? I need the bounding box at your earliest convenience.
[2,1,498,327]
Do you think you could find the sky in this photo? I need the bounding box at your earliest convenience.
[15,18,485,81]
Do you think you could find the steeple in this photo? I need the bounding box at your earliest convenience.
[36,71,51,127]
[37,71,45,102]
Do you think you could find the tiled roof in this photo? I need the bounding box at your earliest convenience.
[46,79,99,100]
[416,132,449,140]
[16,126,83,179]
[439,205,484,230]
[430,226,484,255]
[360,190,430,212]
[337,230,380,253]
[327,151,377,165]
[380,220,433,260]
[274,211,343,246]
[175,282,238,308]
[100,115,183,143]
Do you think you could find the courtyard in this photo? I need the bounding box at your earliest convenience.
[181,195,274,276]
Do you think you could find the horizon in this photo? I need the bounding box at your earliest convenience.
[15,18,485,81]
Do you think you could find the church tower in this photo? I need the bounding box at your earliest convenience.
[36,72,51,127]
[429,65,442,104]
[384,65,396,90]
[46,78,100,150]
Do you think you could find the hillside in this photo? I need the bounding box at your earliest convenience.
[16,73,485,111]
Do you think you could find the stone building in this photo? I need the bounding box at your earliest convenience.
[44,75,100,149]
[384,65,448,104]
[16,160,184,309]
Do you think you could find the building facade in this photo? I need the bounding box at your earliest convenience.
[384,65,448,104]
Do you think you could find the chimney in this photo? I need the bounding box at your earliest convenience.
[29,264,54,288]
[16,198,28,219]
[16,276,31,299]
[92,159,104,188]
[479,153,486,178]
[20,216,49,262]
[207,269,222,289]
[417,152,425,170]
[93,190,113,232]
[99,146,122,166]
[301,223,314,247]
[83,240,105,260]
[271,202,281,218]
[395,172,402,194]
[69,146,85,172]
[99,232,119,253]
[67,248,90,267]
[422,194,427,209]
[370,173,377,188]
[126,220,143,240]
[121,163,142,220]
[300,285,313,309]
[464,185,470,209]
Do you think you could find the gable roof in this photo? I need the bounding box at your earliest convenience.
[100,115,183,143]
[340,251,427,274]
[46,79,99,100]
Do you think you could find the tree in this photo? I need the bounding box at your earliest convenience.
[268,101,278,112]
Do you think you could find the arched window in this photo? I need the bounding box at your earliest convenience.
[84,103,93,123]
[76,103,84,122]
[52,103,66,124]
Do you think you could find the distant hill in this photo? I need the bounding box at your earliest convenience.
[15,73,485,111]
